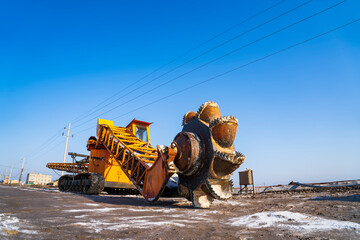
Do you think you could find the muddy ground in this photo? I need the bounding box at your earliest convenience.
[0,185,359,239]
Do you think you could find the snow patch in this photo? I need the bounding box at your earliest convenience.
[72,218,186,233]
[127,208,175,213]
[213,199,249,206]
[109,219,185,228]
[229,211,360,233]
[74,215,89,219]
[67,208,219,233]
[114,216,157,221]
[0,213,38,235]
[63,207,124,213]
[19,188,37,192]
[191,210,218,215]
[169,214,209,221]
[84,203,100,206]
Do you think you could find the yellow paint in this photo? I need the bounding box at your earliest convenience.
[126,120,152,144]
[89,149,133,187]
[104,158,132,184]
[97,119,114,137]
[46,118,156,191]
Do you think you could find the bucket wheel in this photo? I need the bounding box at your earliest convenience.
[173,101,245,208]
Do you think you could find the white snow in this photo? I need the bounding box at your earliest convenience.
[0,213,38,235]
[229,211,360,233]
[84,203,100,206]
[19,188,37,192]
[74,215,89,219]
[110,219,186,228]
[169,214,209,221]
[17,187,60,193]
[213,199,249,206]
[65,206,219,233]
[73,218,186,233]
[61,204,220,233]
[127,208,175,213]
[63,207,124,213]
[114,216,157,221]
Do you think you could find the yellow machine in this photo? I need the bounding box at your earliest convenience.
[47,101,245,207]
[88,118,154,194]
[47,118,156,194]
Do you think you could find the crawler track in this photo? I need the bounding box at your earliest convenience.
[104,188,139,195]
[58,173,105,194]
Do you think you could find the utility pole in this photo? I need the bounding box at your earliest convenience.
[4,169,7,184]
[19,157,25,183]
[62,123,72,176]
[9,165,13,180]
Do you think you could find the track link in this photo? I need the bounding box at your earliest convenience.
[104,188,139,195]
[58,173,105,194]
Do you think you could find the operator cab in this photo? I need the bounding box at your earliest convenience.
[126,119,152,144]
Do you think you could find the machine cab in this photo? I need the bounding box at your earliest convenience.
[126,119,152,144]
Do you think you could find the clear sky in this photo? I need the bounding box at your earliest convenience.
[0,0,359,187]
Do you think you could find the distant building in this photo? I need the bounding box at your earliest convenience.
[47,180,58,187]
[9,179,19,185]
[3,175,9,184]
[26,173,52,185]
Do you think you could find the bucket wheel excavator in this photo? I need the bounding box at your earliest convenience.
[47,101,245,208]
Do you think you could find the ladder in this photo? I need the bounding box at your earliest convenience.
[97,124,176,201]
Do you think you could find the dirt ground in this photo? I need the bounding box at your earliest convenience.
[0,184,359,239]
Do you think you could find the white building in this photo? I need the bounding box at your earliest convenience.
[9,179,19,184]
[26,173,52,185]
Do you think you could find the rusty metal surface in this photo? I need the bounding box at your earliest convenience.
[173,101,245,207]
[182,111,197,125]
[239,169,254,185]
[46,162,88,174]
[173,132,202,175]
[142,146,175,201]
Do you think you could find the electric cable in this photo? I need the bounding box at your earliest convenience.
[25,128,63,159]
[27,138,65,162]
[71,0,313,129]
[52,169,62,177]
[0,164,49,175]
[72,0,313,129]
[30,140,67,165]
[93,18,360,124]
[69,0,286,124]
[72,0,345,131]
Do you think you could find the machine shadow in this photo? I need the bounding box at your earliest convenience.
[310,194,360,202]
[79,193,195,209]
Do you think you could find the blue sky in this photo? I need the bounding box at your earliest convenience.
[0,0,359,186]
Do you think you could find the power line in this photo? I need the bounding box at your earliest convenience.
[71,0,312,130]
[25,128,63,159]
[72,125,94,136]
[72,0,344,131]
[0,164,48,175]
[28,138,66,164]
[70,67,163,124]
[22,127,73,168]
[92,18,360,124]
[27,137,65,161]
[70,0,286,125]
